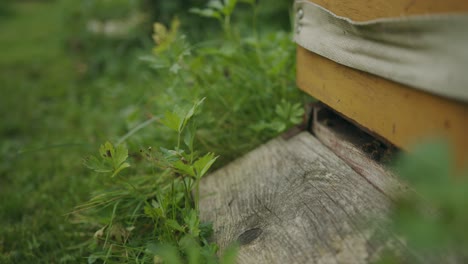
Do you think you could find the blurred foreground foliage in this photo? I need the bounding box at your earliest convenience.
[378,140,468,263]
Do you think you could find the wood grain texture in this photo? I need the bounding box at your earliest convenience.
[296,45,468,167]
[200,132,406,263]
[307,0,468,21]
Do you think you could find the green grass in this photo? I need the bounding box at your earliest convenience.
[0,2,100,262]
[0,1,154,262]
[0,0,306,263]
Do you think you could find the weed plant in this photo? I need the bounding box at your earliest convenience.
[79,99,238,263]
[377,140,468,263]
[0,0,305,263]
[137,0,307,166]
[74,1,307,262]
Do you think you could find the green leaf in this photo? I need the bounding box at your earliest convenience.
[239,0,256,4]
[290,103,305,124]
[179,236,201,264]
[87,142,130,177]
[110,162,130,178]
[273,100,304,127]
[161,111,183,132]
[99,141,114,160]
[182,98,206,130]
[396,139,453,199]
[189,8,222,19]
[144,202,165,220]
[223,0,238,16]
[83,156,112,173]
[275,99,292,120]
[87,253,100,264]
[207,0,224,10]
[173,160,195,177]
[270,120,286,133]
[159,147,181,162]
[169,63,182,74]
[193,153,218,178]
[199,222,214,239]
[183,127,195,152]
[166,219,185,232]
[146,243,182,264]
[113,144,129,169]
[221,242,239,264]
[184,209,200,237]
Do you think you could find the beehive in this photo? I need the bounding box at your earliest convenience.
[295,0,468,167]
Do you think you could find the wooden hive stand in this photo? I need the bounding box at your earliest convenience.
[200,1,468,263]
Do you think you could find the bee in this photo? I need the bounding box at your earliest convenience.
[362,140,383,162]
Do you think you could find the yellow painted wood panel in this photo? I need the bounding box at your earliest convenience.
[296,46,468,167]
[307,0,468,21]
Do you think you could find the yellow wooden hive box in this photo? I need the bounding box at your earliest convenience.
[296,0,468,167]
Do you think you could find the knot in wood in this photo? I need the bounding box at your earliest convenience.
[237,228,263,245]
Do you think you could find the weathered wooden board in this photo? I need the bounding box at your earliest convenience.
[311,104,409,201]
[297,45,468,168]
[306,0,468,21]
[200,132,407,263]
